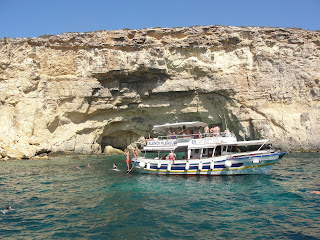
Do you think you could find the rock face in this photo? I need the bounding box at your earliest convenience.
[0,26,320,158]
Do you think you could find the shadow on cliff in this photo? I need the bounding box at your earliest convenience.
[92,66,170,97]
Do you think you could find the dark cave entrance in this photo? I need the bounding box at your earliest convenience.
[100,130,141,152]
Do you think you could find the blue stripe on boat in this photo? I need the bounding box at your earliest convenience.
[149,163,244,170]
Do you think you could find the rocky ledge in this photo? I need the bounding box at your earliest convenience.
[0,25,319,159]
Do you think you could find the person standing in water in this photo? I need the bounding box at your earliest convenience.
[124,150,130,171]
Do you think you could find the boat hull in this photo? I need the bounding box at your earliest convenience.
[131,152,285,176]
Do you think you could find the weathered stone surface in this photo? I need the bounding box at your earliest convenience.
[104,145,124,156]
[0,26,319,158]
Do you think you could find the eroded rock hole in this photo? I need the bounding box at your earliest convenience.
[100,130,141,152]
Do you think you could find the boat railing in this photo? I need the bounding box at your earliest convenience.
[228,149,273,157]
[139,149,273,161]
[156,132,235,140]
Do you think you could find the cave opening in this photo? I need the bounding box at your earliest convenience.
[100,130,141,152]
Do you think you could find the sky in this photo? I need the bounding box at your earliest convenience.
[0,0,319,39]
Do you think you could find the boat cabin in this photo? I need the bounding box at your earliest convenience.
[142,139,273,161]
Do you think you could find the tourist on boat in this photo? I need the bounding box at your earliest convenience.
[194,129,202,139]
[185,128,191,138]
[182,125,186,135]
[176,127,182,135]
[204,124,209,137]
[171,132,177,139]
[167,151,176,163]
[124,150,130,171]
[212,125,220,136]
[167,127,173,139]
[224,128,231,137]
[193,129,198,138]
[210,126,215,135]
[199,127,203,138]
[182,128,187,137]
[134,147,139,157]
[145,135,153,143]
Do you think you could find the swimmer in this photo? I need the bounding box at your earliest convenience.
[307,191,320,195]
[76,165,81,169]
[111,163,120,171]
[6,205,13,211]
[87,164,91,168]
[1,205,15,214]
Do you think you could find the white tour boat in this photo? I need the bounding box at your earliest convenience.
[131,121,285,175]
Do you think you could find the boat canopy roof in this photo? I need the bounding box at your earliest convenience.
[152,121,207,132]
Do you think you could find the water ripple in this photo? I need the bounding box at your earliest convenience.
[0,153,319,239]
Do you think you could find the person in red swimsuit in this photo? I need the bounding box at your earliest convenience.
[168,151,176,164]
[124,150,130,171]
[134,147,139,157]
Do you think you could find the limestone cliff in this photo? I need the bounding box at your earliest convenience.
[0,26,319,158]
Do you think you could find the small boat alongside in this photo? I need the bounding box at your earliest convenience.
[131,121,285,175]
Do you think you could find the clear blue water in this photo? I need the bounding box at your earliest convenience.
[1,153,319,239]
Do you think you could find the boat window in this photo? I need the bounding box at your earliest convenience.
[208,148,214,156]
[228,143,273,153]
[260,143,273,150]
[190,149,201,159]
[232,146,242,153]
[214,146,222,156]
[175,151,187,160]
[144,150,190,160]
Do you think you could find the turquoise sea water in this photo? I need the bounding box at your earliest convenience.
[0,153,319,239]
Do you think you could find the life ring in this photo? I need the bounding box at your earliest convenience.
[198,162,203,170]
[139,162,145,168]
[185,162,190,170]
[224,160,232,168]
[210,161,214,170]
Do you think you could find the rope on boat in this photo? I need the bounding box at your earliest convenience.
[126,160,136,174]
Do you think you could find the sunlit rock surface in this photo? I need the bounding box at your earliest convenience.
[0,26,319,158]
